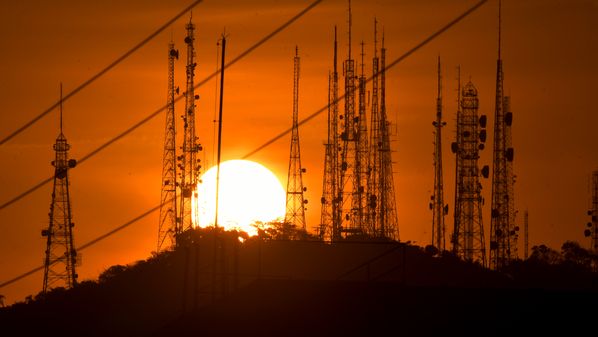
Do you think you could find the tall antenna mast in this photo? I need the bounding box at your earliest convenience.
[430,56,447,251]
[378,28,399,240]
[524,209,529,260]
[355,40,369,234]
[368,19,382,238]
[490,0,518,270]
[452,76,488,266]
[320,27,341,241]
[157,40,179,252]
[338,0,361,238]
[42,83,78,292]
[284,46,307,232]
[585,170,598,271]
[179,16,203,233]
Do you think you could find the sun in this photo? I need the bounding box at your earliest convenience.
[195,160,286,236]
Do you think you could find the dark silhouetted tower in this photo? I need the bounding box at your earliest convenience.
[284,47,307,231]
[451,75,487,266]
[368,24,399,240]
[178,17,202,232]
[430,57,447,251]
[157,41,179,252]
[376,32,399,240]
[489,1,518,270]
[320,27,341,241]
[368,20,382,238]
[524,209,529,260]
[42,85,78,293]
[338,0,362,238]
[585,170,598,269]
[355,41,370,233]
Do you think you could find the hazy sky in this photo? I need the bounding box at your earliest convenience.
[1,0,597,303]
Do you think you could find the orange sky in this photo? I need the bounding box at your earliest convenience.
[1,0,597,304]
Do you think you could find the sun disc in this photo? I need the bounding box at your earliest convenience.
[196,160,285,236]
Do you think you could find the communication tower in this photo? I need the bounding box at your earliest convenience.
[376,31,399,240]
[524,209,529,260]
[178,17,202,233]
[356,41,370,233]
[42,84,78,292]
[338,1,360,238]
[157,41,179,251]
[489,1,518,270]
[368,24,399,240]
[430,57,447,251]
[584,170,598,270]
[451,75,488,266]
[284,47,307,231]
[320,27,341,241]
[368,21,382,238]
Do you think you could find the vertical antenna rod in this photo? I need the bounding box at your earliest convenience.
[214,35,226,230]
[431,56,447,251]
[585,171,598,271]
[524,209,529,260]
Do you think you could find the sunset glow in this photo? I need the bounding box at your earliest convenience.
[195,160,286,236]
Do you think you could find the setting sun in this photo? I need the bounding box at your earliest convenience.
[195,160,286,236]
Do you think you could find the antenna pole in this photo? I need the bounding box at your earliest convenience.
[214,35,226,229]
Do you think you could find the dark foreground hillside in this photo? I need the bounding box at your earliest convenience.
[1,230,597,336]
[160,279,596,337]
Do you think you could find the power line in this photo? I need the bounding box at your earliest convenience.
[0,0,323,212]
[243,0,489,159]
[0,0,487,292]
[0,201,164,290]
[0,0,204,146]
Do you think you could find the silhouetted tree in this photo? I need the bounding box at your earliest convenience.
[0,294,5,307]
[529,244,562,265]
[561,241,593,270]
[98,264,128,283]
[252,220,319,241]
[424,245,440,256]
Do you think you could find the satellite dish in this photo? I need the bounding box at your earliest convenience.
[482,165,490,178]
[506,148,514,162]
[505,112,513,126]
[479,115,487,128]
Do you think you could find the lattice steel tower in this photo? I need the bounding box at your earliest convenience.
[451,74,487,266]
[368,21,382,238]
[356,41,370,234]
[42,85,78,293]
[338,1,369,238]
[284,47,307,231]
[320,27,341,241]
[489,1,517,270]
[157,41,179,252]
[430,57,447,251]
[368,24,398,240]
[376,32,399,240]
[585,170,598,265]
[178,17,202,233]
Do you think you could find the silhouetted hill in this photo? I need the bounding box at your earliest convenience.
[159,279,595,337]
[1,229,597,336]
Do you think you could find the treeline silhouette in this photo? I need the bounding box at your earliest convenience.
[1,227,597,336]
